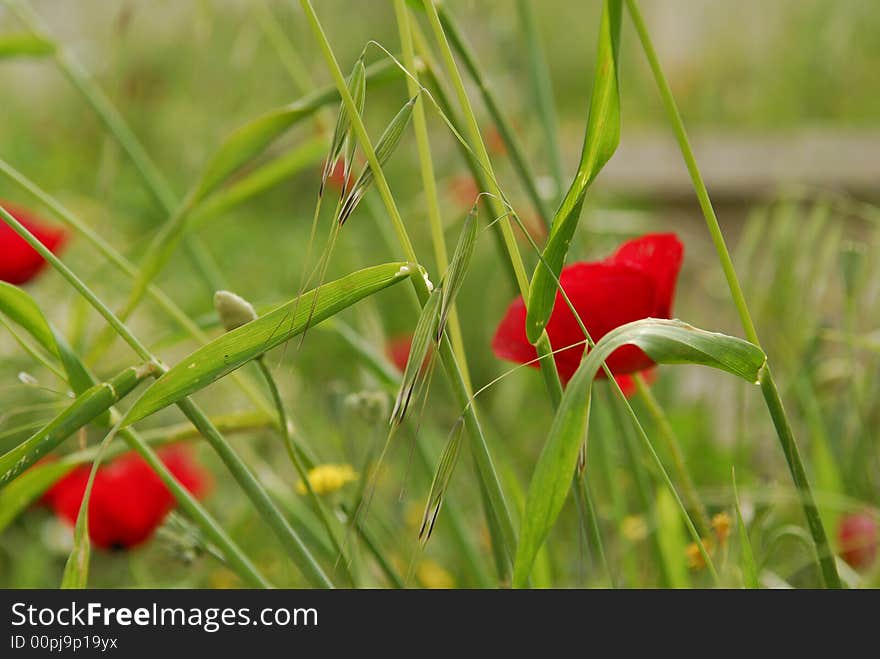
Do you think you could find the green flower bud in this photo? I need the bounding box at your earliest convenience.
[213,290,257,332]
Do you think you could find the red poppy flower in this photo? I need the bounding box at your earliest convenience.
[321,158,350,194]
[837,512,877,570]
[386,334,413,373]
[42,445,209,551]
[0,202,68,285]
[492,233,683,388]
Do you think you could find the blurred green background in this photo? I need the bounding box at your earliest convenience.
[0,1,877,588]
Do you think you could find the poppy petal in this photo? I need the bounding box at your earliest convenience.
[42,445,208,550]
[607,233,683,318]
[492,262,658,384]
[0,202,68,285]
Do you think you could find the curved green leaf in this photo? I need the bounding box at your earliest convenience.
[192,59,395,203]
[0,364,155,488]
[525,0,622,344]
[513,318,765,586]
[124,262,413,425]
[0,282,95,396]
[189,137,325,229]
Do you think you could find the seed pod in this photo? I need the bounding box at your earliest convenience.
[338,95,418,224]
[213,290,257,332]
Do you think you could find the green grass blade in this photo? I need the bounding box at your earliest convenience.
[339,95,418,224]
[124,263,411,425]
[391,286,441,426]
[438,210,477,340]
[437,5,553,226]
[419,417,465,544]
[194,61,384,205]
[190,137,325,229]
[732,468,759,589]
[515,0,564,196]
[0,282,94,396]
[655,487,691,588]
[0,364,156,487]
[513,318,765,586]
[0,32,54,57]
[321,58,366,194]
[525,0,622,344]
[0,459,75,533]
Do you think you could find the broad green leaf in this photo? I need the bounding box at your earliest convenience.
[0,282,95,396]
[0,33,55,58]
[338,95,418,224]
[192,59,395,204]
[0,364,155,488]
[732,469,759,589]
[124,263,412,424]
[525,0,622,344]
[513,318,765,586]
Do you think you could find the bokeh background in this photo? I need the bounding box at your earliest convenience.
[1,0,877,587]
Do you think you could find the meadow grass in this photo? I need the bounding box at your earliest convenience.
[0,0,877,589]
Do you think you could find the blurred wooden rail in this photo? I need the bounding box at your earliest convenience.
[596,130,880,205]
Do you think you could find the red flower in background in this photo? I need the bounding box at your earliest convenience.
[322,158,350,194]
[492,233,683,392]
[485,125,507,157]
[448,176,480,209]
[386,334,413,373]
[0,202,68,285]
[837,512,877,570]
[42,445,209,551]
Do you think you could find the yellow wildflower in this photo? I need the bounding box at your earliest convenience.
[417,559,455,589]
[712,512,731,546]
[296,463,357,495]
[685,537,715,570]
[621,515,649,542]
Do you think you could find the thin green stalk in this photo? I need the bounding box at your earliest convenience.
[395,0,472,391]
[116,424,271,588]
[5,0,224,294]
[624,0,756,345]
[339,504,406,589]
[253,0,327,132]
[759,366,840,587]
[515,0,564,197]
[608,390,672,587]
[610,385,718,583]
[256,357,356,585]
[0,158,275,418]
[437,4,553,227]
[626,0,840,589]
[418,0,571,444]
[299,0,516,571]
[420,0,529,296]
[0,205,333,588]
[634,376,711,537]
[0,316,67,382]
[574,469,613,586]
